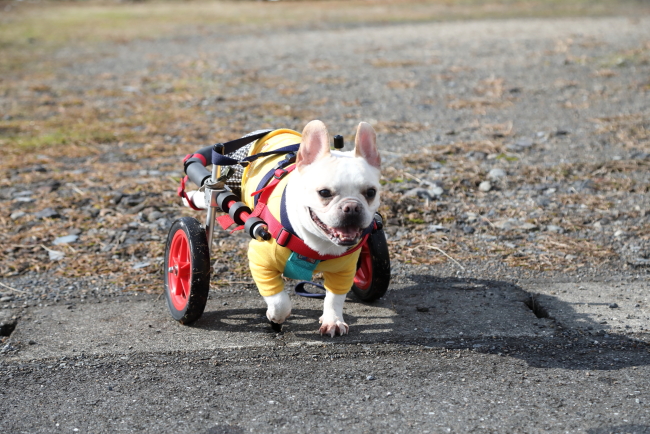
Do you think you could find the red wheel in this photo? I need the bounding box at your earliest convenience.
[164,217,210,324]
[351,228,390,302]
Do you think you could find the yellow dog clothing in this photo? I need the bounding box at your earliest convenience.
[232,129,362,298]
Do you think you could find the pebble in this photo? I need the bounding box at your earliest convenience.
[132,262,151,270]
[608,303,618,309]
[403,187,442,200]
[536,196,551,207]
[463,225,476,234]
[507,137,534,151]
[366,375,376,381]
[546,225,564,234]
[488,168,506,179]
[478,181,492,192]
[12,190,33,197]
[46,249,65,261]
[518,223,538,232]
[53,235,79,245]
[147,211,163,222]
[10,211,26,220]
[35,208,60,219]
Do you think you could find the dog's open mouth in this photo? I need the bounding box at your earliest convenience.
[309,209,362,246]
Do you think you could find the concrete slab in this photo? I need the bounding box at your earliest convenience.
[523,280,650,337]
[7,277,546,361]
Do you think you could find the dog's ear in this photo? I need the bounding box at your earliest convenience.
[297,120,331,171]
[354,122,380,168]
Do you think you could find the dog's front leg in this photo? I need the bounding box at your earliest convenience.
[263,291,292,326]
[319,291,348,337]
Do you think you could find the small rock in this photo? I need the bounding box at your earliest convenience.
[10,211,26,220]
[53,234,79,245]
[536,196,551,207]
[463,225,476,234]
[111,192,124,205]
[565,254,577,261]
[614,230,626,237]
[46,180,61,192]
[427,224,448,232]
[147,211,163,222]
[429,186,444,198]
[487,168,506,180]
[517,222,538,232]
[132,262,151,270]
[493,219,515,230]
[35,208,60,219]
[404,187,440,200]
[608,303,618,309]
[546,225,564,234]
[12,190,33,198]
[123,195,145,207]
[507,138,534,151]
[156,218,171,229]
[478,181,492,192]
[46,248,65,261]
[366,375,376,381]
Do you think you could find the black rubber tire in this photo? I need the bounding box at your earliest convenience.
[164,217,211,324]
[351,229,391,302]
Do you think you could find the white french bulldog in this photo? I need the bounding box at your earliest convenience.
[262,120,381,337]
[184,120,381,336]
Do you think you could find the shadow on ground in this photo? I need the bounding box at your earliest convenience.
[191,275,650,372]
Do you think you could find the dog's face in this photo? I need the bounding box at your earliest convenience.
[291,120,381,247]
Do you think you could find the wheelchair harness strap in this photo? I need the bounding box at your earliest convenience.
[184,130,373,262]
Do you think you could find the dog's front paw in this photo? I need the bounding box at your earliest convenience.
[319,316,349,337]
[263,291,291,325]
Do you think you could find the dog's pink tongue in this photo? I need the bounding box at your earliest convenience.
[333,227,361,240]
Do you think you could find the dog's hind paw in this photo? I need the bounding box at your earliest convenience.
[269,321,283,332]
[319,320,349,338]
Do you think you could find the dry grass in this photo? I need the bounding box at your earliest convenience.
[1,0,648,72]
[1,0,649,288]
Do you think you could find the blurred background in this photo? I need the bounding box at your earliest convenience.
[1,0,648,298]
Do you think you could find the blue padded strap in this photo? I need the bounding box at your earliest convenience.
[242,145,299,163]
[294,281,326,299]
[252,152,297,206]
[279,188,297,236]
[210,129,274,165]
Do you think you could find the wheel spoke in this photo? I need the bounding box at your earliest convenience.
[176,273,187,298]
[177,261,191,298]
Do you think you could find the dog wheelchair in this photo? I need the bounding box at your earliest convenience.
[164,130,391,325]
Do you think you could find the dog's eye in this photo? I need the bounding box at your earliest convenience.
[318,189,332,198]
[365,188,376,199]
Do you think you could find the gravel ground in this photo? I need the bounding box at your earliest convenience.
[1,13,650,433]
[2,16,649,306]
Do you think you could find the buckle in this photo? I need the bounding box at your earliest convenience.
[276,228,292,247]
[273,169,288,180]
